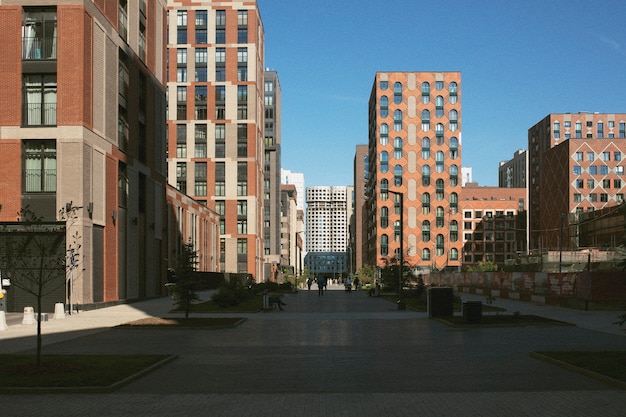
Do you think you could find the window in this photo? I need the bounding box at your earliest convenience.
[238,28,248,43]
[380,179,388,201]
[195,67,207,82]
[589,166,597,175]
[450,137,459,159]
[421,110,430,132]
[600,166,608,175]
[603,179,611,188]
[422,221,430,242]
[436,234,444,256]
[237,220,247,234]
[176,68,187,82]
[393,137,402,159]
[422,192,430,215]
[24,140,56,192]
[575,121,582,138]
[394,165,402,186]
[215,181,225,196]
[177,28,187,44]
[22,8,57,60]
[576,179,584,188]
[380,124,388,145]
[435,123,444,144]
[177,86,187,102]
[380,151,388,173]
[435,95,444,117]
[449,109,458,132]
[553,121,560,139]
[450,164,458,187]
[196,28,207,44]
[598,122,604,138]
[393,82,402,104]
[449,82,458,104]
[380,234,388,256]
[436,206,445,228]
[237,181,247,196]
[422,137,430,159]
[422,248,431,261]
[23,74,57,126]
[177,10,187,26]
[435,179,444,201]
[615,179,622,188]
[573,166,582,175]
[237,238,247,255]
[380,80,388,90]
[436,81,444,90]
[393,110,402,131]
[238,10,248,26]
[196,10,208,26]
[195,48,207,64]
[380,207,389,228]
[615,152,622,161]
[422,165,430,186]
[177,48,187,64]
[237,200,248,216]
[575,152,583,161]
[435,151,444,173]
[587,151,595,161]
[380,96,388,118]
[421,82,430,104]
[587,179,595,189]
[215,200,225,216]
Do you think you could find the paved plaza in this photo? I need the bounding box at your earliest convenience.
[1,285,626,416]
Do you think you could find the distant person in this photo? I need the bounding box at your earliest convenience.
[353,277,360,291]
[317,277,326,296]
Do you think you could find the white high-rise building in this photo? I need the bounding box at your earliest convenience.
[306,186,351,252]
[281,169,305,211]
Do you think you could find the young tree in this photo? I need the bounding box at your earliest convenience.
[171,242,200,318]
[0,206,76,367]
[355,264,377,286]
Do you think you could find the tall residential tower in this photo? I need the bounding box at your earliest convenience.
[365,72,463,272]
[166,1,265,280]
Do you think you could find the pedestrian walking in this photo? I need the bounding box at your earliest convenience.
[307,278,312,291]
[317,277,326,296]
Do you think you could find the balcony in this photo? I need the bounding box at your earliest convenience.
[22,36,56,60]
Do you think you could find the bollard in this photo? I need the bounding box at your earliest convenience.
[0,311,7,331]
[22,306,36,325]
[54,302,66,320]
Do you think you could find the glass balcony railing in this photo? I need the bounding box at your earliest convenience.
[22,36,56,60]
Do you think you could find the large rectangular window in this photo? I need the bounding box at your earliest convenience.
[22,8,57,60]
[24,140,56,193]
[23,74,57,126]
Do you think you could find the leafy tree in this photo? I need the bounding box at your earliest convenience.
[355,264,377,285]
[171,242,199,318]
[0,206,78,367]
[466,260,499,272]
[378,256,411,293]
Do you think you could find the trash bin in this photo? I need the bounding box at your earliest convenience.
[462,301,482,323]
[427,287,454,318]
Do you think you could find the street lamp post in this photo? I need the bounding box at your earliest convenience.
[559,213,565,273]
[389,190,404,309]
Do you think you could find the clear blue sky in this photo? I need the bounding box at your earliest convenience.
[259,0,626,187]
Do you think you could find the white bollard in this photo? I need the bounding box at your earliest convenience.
[22,306,35,325]
[0,311,7,331]
[53,303,66,320]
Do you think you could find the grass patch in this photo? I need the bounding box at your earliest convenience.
[119,317,245,328]
[173,294,264,313]
[532,351,626,387]
[0,354,172,391]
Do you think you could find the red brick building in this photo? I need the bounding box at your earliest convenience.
[166,1,266,280]
[529,113,626,251]
[460,184,526,269]
[0,1,217,311]
[365,72,462,272]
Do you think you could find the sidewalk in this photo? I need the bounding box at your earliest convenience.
[2,288,626,417]
[456,291,626,336]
